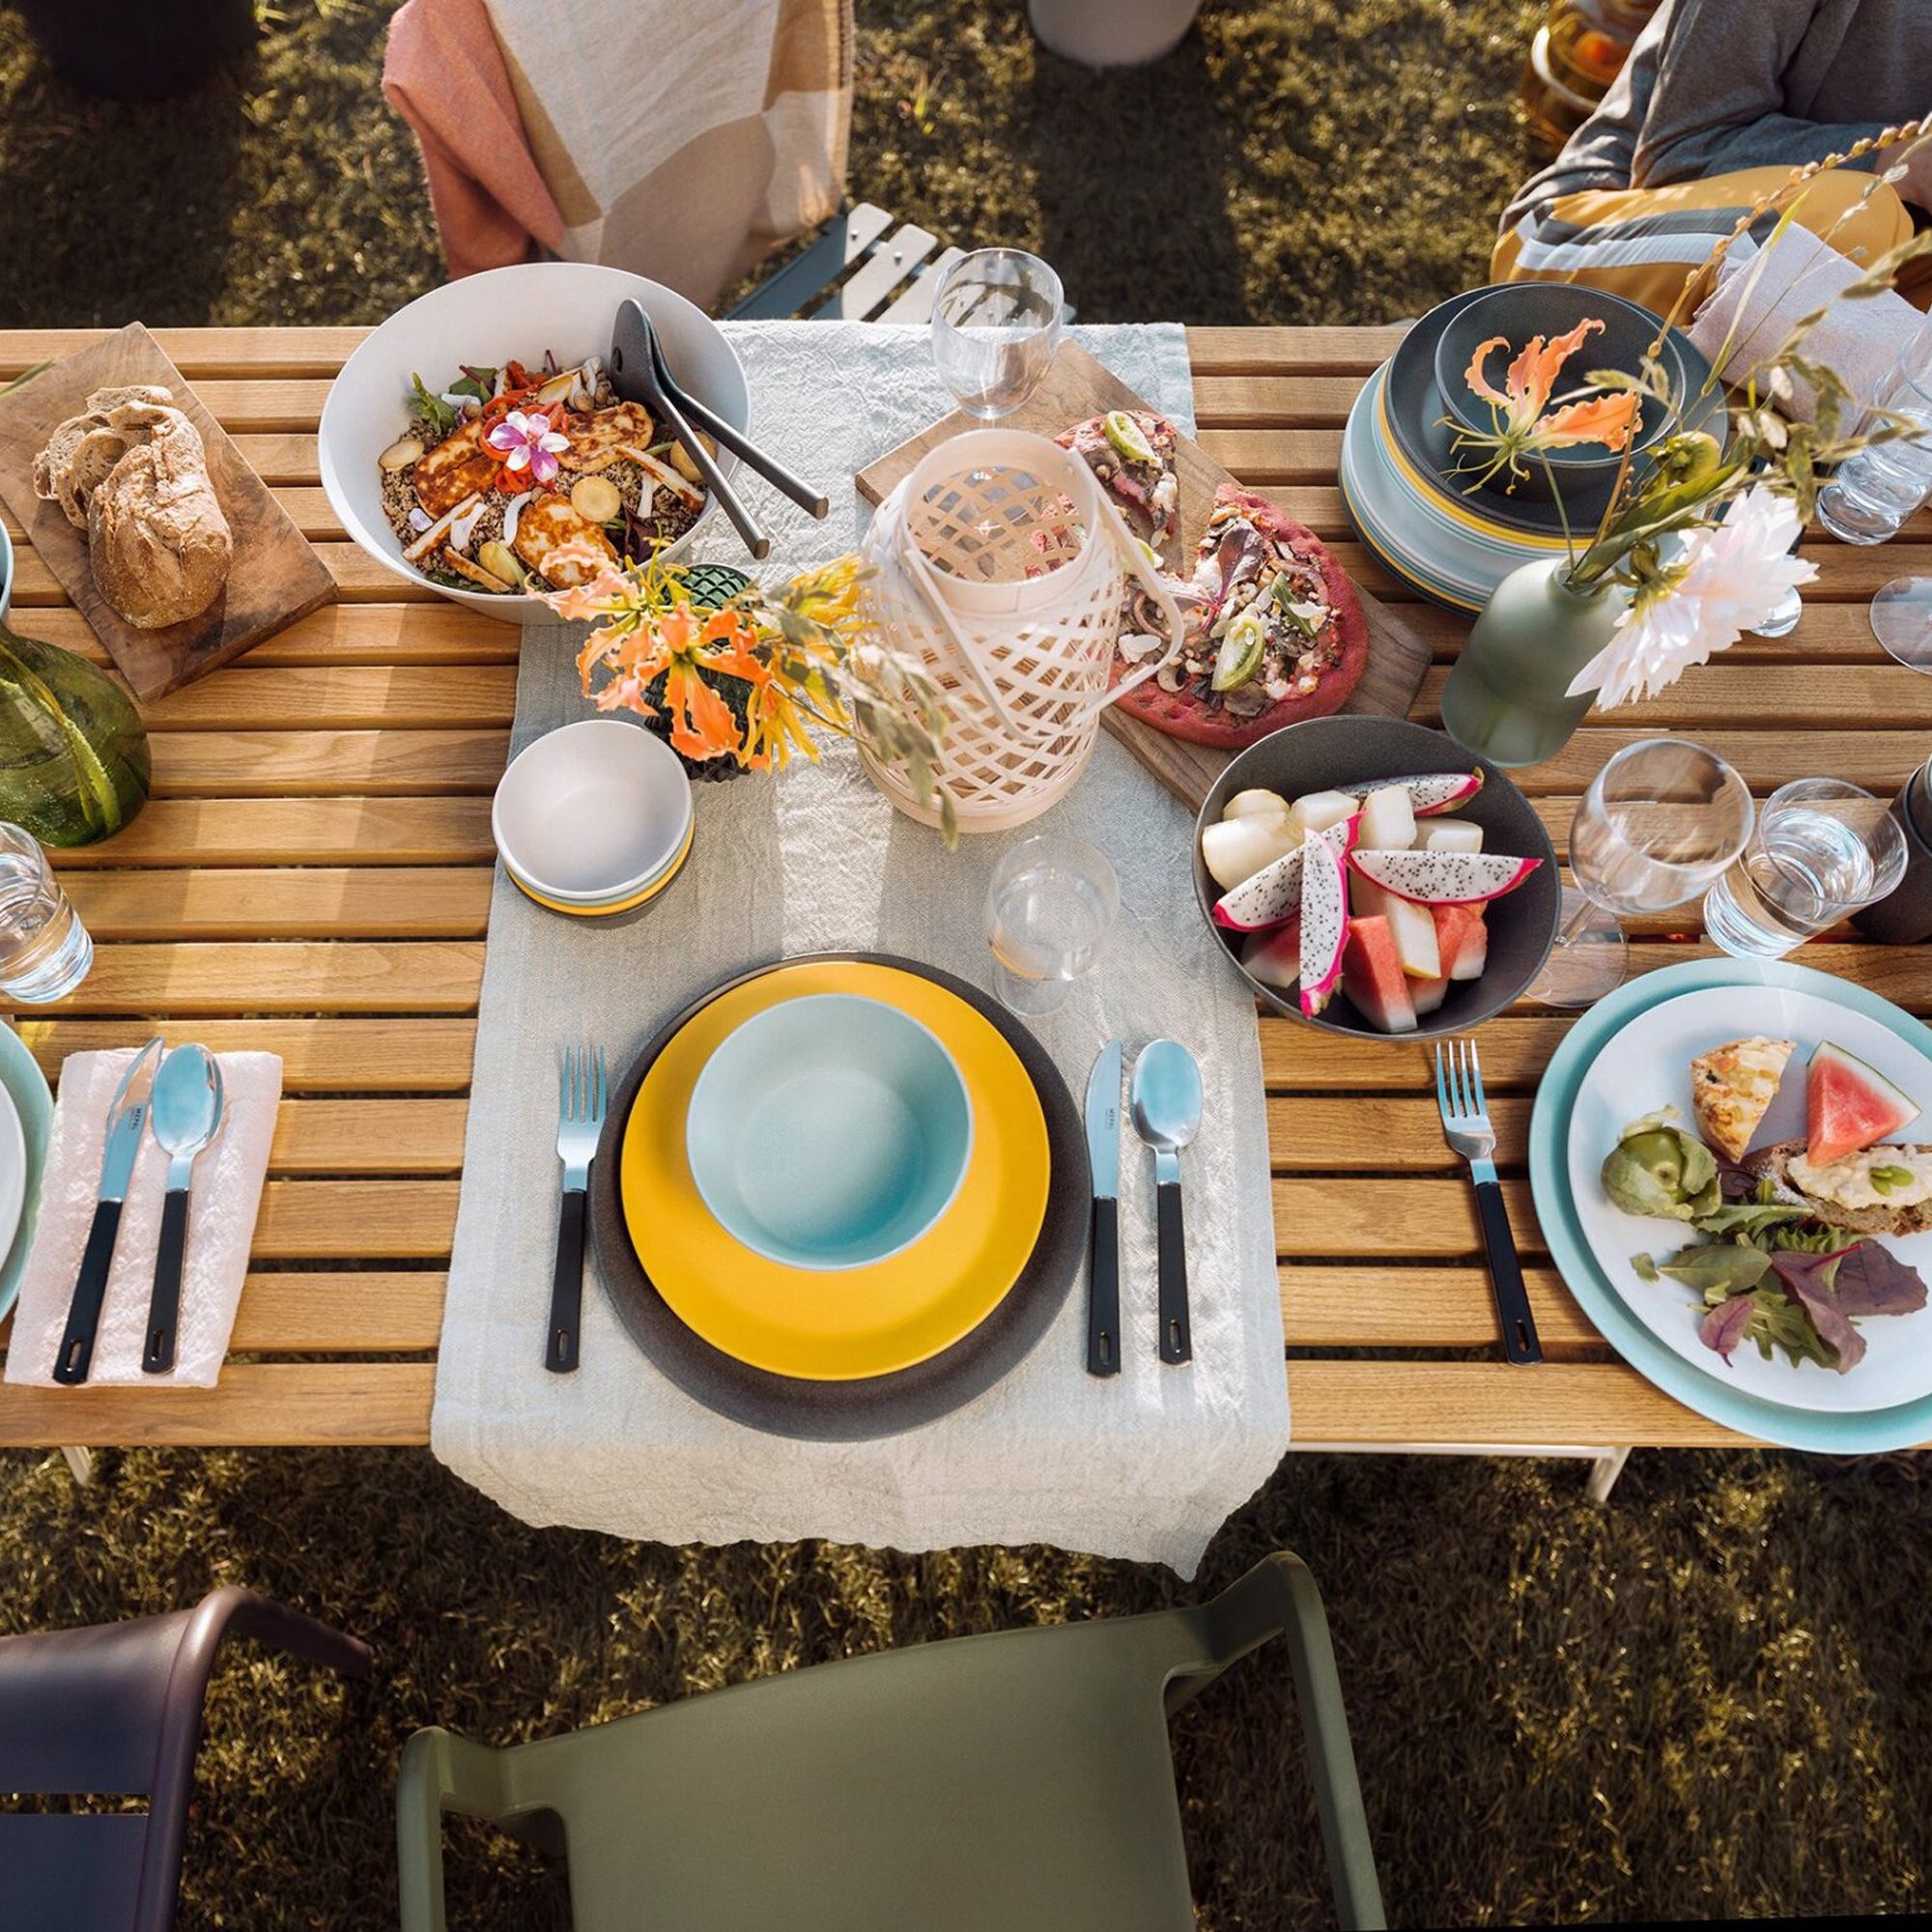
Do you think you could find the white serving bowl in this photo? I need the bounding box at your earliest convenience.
[493,718,694,917]
[319,263,752,623]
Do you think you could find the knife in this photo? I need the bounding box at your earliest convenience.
[52,1037,165,1385]
[1084,1039,1124,1377]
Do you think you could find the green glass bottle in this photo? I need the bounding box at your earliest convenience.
[0,619,150,846]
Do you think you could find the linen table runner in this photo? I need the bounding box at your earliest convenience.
[432,323,1288,1576]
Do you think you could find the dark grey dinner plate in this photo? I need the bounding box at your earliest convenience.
[587,952,1088,1440]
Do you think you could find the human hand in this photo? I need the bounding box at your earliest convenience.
[1878,129,1932,211]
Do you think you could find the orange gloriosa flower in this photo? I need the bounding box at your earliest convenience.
[1455,316,1642,493]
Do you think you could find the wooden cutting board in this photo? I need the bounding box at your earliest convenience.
[0,322,335,700]
[854,339,1432,815]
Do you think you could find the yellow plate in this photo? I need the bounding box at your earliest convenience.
[620,960,1051,1379]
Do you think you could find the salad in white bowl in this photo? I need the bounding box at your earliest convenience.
[319,263,751,621]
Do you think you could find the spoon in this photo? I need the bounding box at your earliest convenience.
[1129,1039,1202,1365]
[142,1045,225,1375]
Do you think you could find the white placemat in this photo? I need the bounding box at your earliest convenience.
[431,322,1288,1576]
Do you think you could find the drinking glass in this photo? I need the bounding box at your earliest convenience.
[985,834,1117,1017]
[1704,778,1908,959]
[1814,330,1932,670]
[930,249,1064,420]
[0,822,92,1003]
[1532,739,1754,1008]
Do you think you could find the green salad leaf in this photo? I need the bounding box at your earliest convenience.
[408,373,458,436]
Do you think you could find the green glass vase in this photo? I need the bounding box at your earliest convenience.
[0,620,151,846]
[1438,558,1629,770]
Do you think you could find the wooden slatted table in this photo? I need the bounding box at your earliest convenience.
[0,325,1926,1472]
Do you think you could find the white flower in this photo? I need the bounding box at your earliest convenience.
[1566,485,1819,710]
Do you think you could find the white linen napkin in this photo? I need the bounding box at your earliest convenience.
[3,1048,280,1388]
[1690,224,1929,422]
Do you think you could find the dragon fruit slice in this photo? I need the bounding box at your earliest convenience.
[1334,771,1484,817]
[1298,831,1349,1018]
[1348,847,1541,906]
[1213,815,1359,932]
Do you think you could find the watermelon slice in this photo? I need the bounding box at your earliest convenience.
[1806,1041,1920,1165]
[1341,915,1418,1034]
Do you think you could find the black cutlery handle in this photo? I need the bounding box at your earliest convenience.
[1475,1177,1542,1365]
[1087,1194,1121,1377]
[545,1186,587,1375]
[143,1189,190,1375]
[1156,1179,1191,1364]
[53,1198,125,1385]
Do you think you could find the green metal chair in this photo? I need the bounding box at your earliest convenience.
[397,1551,1383,1931]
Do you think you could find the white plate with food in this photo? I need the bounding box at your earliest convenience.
[319,263,751,621]
[1567,983,1932,1413]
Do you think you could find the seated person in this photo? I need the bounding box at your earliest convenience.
[1496,0,1930,313]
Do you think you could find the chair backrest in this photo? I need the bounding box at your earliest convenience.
[0,1586,372,1932]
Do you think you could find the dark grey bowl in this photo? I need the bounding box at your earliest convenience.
[1434,283,1670,501]
[1192,716,1560,1041]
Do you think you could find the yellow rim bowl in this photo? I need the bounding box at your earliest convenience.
[620,960,1051,1379]
[493,718,693,907]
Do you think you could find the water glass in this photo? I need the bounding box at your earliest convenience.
[0,822,92,1004]
[985,834,1117,1017]
[1814,329,1932,547]
[1704,779,1908,959]
[930,249,1064,421]
[1533,738,1754,1008]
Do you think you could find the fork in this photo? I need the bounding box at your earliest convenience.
[1434,1037,1542,1366]
[545,1047,607,1374]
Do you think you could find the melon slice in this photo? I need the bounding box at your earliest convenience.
[1298,831,1349,1018]
[1222,787,1292,824]
[1202,812,1298,892]
[1291,789,1358,836]
[1349,848,1541,905]
[1358,784,1417,852]
[1410,973,1450,1016]
[1805,1041,1921,1165]
[1240,918,1301,991]
[1431,903,1488,982]
[1423,820,1483,855]
[1341,916,1418,1034]
[1350,875,1439,978]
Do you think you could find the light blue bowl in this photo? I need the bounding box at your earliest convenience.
[0,517,13,622]
[686,993,974,1271]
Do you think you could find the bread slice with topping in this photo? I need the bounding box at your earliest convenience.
[1739,1138,1932,1236]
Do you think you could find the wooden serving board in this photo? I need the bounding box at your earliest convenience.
[0,322,335,700]
[854,339,1432,814]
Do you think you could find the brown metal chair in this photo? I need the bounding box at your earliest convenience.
[0,1585,372,1932]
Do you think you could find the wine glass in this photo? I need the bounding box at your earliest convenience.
[1814,329,1932,669]
[984,834,1117,1017]
[930,249,1064,420]
[1532,738,1754,1008]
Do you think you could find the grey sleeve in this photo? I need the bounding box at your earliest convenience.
[1630,0,1886,185]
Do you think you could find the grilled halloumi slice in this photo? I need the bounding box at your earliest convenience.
[512,495,619,586]
[557,401,657,472]
[412,418,502,518]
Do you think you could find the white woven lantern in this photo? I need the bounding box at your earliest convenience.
[857,428,1183,832]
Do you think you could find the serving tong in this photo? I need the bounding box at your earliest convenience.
[608,300,829,564]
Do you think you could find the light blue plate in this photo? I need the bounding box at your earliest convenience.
[1530,955,1932,1452]
[0,1020,53,1321]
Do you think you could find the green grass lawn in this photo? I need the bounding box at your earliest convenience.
[1,2,1929,1924]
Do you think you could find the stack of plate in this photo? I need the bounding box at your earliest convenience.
[1340,284,1724,612]
[1530,958,1932,1452]
[588,955,1087,1439]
